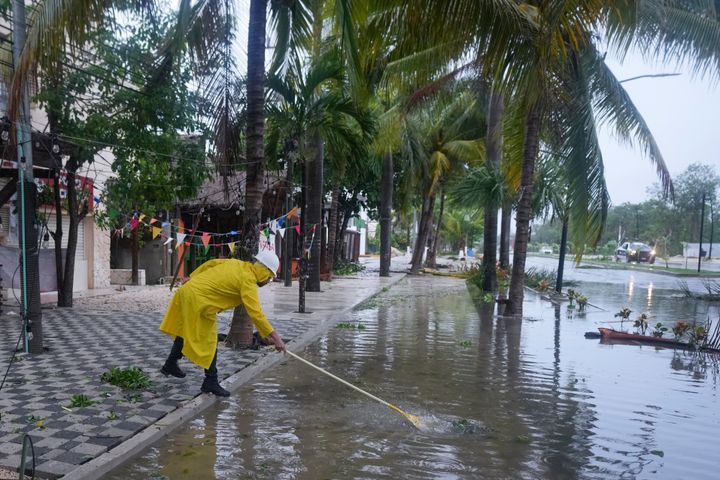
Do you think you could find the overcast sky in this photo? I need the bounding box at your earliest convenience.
[598,55,720,205]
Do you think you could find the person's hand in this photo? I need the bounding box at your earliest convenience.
[269,331,286,353]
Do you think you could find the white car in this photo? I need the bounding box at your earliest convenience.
[540,246,553,254]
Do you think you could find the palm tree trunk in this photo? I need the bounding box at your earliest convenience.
[410,194,435,273]
[379,152,393,277]
[326,184,340,277]
[335,208,351,263]
[482,88,504,291]
[306,131,323,291]
[425,190,445,268]
[555,216,569,293]
[505,102,543,316]
[499,201,512,268]
[227,0,267,349]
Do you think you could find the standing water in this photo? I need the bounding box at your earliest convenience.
[110,276,720,479]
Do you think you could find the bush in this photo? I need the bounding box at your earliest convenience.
[334,261,366,276]
[524,267,557,290]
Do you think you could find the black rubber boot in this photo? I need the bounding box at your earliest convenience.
[201,380,230,397]
[160,361,186,379]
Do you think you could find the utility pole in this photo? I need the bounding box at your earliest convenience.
[698,192,706,273]
[283,142,294,287]
[709,202,714,260]
[12,0,43,353]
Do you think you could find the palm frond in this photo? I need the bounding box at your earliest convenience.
[582,44,673,198]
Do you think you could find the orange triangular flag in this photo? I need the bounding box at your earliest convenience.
[286,207,298,220]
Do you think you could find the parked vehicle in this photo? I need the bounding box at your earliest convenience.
[615,242,656,263]
[539,246,553,254]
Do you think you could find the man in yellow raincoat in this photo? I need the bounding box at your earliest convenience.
[159,250,286,397]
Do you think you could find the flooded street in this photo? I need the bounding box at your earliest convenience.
[110,274,720,480]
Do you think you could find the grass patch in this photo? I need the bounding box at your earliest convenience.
[101,367,151,390]
[459,340,472,347]
[67,394,96,408]
[580,258,719,276]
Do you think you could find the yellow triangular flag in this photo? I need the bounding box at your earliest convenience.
[228,242,236,255]
[152,226,162,239]
[139,214,146,222]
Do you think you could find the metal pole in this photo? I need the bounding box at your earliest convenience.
[698,192,705,273]
[283,151,293,286]
[13,0,42,353]
[709,202,714,260]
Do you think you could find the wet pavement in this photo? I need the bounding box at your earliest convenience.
[0,274,403,479]
[110,275,720,480]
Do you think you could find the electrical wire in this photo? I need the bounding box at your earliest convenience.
[0,264,24,394]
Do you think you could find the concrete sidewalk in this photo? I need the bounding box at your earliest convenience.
[0,273,404,479]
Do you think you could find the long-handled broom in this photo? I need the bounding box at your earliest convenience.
[286,350,421,428]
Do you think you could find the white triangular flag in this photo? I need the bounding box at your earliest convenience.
[277,228,286,238]
[175,232,187,249]
[164,236,174,246]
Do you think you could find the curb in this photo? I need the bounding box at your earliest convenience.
[62,274,406,480]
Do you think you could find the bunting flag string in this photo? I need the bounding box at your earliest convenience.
[113,208,321,251]
[118,206,300,240]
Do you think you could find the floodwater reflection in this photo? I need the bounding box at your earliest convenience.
[110,277,720,480]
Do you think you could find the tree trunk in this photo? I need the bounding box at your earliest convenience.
[379,152,393,277]
[499,201,512,268]
[410,194,435,273]
[425,190,445,268]
[335,208,351,263]
[505,102,543,316]
[482,88,504,291]
[306,131,323,291]
[52,169,64,306]
[131,222,139,285]
[227,0,267,349]
[555,216,568,293]
[225,305,254,349]
[326,184,340,277]
[60,158,83,306]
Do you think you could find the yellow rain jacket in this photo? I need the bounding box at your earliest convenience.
[159,259,275,369]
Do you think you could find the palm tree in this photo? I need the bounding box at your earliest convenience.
[399,91,485,273]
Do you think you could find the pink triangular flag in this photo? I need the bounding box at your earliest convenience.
[295,225,301,234]
[130,218,139,231]
[201,232,211,249]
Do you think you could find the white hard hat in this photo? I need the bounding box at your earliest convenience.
[254,250,280,277]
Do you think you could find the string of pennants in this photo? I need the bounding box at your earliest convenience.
[110,206,318,254]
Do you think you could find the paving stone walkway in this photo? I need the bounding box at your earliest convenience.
[0,272,403,478]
